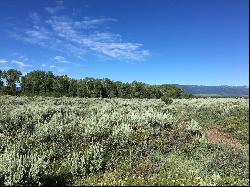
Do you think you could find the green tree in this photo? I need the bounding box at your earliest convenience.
[76,79,86,97]
[161,95,173,105]
[0,70,4,94]
[85,77,97,97]
[2,69,22,95]
[115,81,125,98]
[21,70,47,96]
[52,75,70,97]
[0,70,3,87]
[45,71,55,95]
[180,93,194,99]
[102,78,117,98]
[2,68,188,99]
[131,81,145,98]
[68,79,78,97]
[160,84,183,98]
[93,79,104,98]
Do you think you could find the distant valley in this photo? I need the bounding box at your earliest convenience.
[178,85,249,96]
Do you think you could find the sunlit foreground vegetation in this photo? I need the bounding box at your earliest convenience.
[0,96,249,186]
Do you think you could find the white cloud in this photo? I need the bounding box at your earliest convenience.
[11,60,31,68]
[54,56,70,63]
[25,30,49,40]
[41,63,47,67]
[19,55,29,62]
[71,17,117,30]
[11,7,149,61]
[48,64,65,73]
[0,58,8,64]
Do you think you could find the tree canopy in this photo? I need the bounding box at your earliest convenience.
[0,69,192,98]
[1,69,22,95]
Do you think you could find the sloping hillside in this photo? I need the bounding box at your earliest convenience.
[179,85,249,96]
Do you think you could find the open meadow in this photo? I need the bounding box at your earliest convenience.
[0,96,249,186]
[0,0,248,186]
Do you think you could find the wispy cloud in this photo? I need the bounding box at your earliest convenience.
[11,60,31,68]
[45,2,64,15]
[0,54,33,70]
[49,65,56,68]
[0,58,8,64]
[54,55,70,63]
[10,4,149,61]
[19,55,29,62]
[42,63,65,74]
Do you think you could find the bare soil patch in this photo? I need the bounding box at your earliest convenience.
[206,128,243,149]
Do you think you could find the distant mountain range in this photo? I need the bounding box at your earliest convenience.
[178,85,249,96]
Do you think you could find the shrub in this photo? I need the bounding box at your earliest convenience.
[161,96,173,105]
[0,96,248,186]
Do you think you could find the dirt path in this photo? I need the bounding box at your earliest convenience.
[206,128,243,149]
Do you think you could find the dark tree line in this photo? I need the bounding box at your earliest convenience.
[0,69,193,99]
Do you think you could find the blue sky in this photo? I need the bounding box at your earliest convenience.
[0,0,248,86]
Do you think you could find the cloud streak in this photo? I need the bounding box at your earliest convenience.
[54,56,70,63]
[49,65,56,68]
[11,60,32,68]
[0,58,8,64]
[10,5,149,61]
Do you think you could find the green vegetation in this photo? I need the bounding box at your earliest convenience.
[0,69,193,99]
[0,69,22,95]
[0,70,3,88]
[161,95,173,105]
[0,96,248,186]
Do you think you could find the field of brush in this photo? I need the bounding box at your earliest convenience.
[0,96,249,186]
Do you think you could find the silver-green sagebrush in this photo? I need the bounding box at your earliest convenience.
[0,96,248,186]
